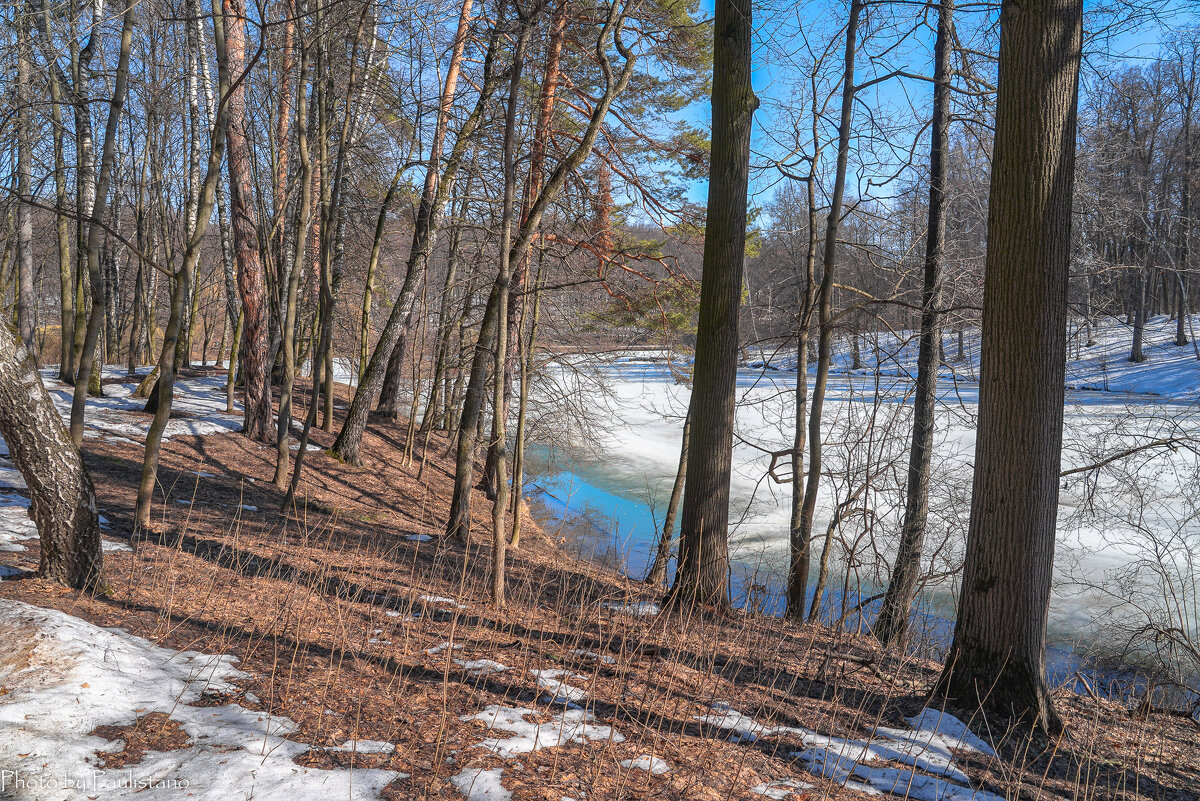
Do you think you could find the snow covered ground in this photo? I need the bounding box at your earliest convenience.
[0,598,401,800]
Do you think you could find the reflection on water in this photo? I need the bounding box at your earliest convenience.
[524,359,1200,705]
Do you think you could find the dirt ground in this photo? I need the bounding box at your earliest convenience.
[2,374,1198,800]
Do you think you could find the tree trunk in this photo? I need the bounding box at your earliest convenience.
[360,168,403,382]
[665,0,757,611]
[46,31,74,380]
[275,35,312,487]
[136,0,230,527]
[69,0,136,447]
[786,165,820,619]
[0,326,102,589]
[934,0,1081,733]
[798,0,862,621]
[224,0,273,442]
[1129,267,1148,362]
[646,410,690,586]
[489,8,534,604]
[331,0,492,464]
[509,254,544,549]
[874,0,953,648]
[15,8,36,358]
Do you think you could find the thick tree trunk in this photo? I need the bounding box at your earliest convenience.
[874,0,953,648]
[224,0,273,442]
[665,0,757,611]
[1129,268,1148,362]
[934,0,1081,733]
[0,325,102,589]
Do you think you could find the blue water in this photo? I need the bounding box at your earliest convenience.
[526,453,1186,703]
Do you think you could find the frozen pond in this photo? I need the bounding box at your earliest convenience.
[528,353,1200,657]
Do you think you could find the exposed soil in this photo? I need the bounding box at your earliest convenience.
[2,374,1198,800]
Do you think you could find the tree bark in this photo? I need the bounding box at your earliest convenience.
[646,409,690,585]
[933,0,1081,733]
[665,0,757,611]
[15,8,36,358]
[224,0,273,442]
[275,33,312,487]
[874,0,953,648]
[0,325,102,589]
[69,0,136,447]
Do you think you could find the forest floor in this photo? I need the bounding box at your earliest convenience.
[0,368,1198,801]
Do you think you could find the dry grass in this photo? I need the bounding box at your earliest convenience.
[2,378,1197,800]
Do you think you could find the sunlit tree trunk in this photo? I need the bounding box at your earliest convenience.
[68,0,136,447]
[223,0,273,441]
[665,0,757,611]
[934,0,1082,732]
[0,325,102,589]
[15,8,36,358]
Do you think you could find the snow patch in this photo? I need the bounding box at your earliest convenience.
[619,754,670,774]
[450,767,511,801]
[530,668,589,704]
[0,598,402,800]
[454,658,510,678]
[750,779,815,799]
[600,601,660,617]
[461,705,624,758]
[570,649,615,665]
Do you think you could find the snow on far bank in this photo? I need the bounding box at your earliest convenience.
[749,314,1200,401]
[0,598,401,800]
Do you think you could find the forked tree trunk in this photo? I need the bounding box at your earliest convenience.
[665,0,756,611]
[934,0,1081,733]
[446,2,638,540]
[489,8,534,604]
[874,0,953,648]
[0,325,102,589]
